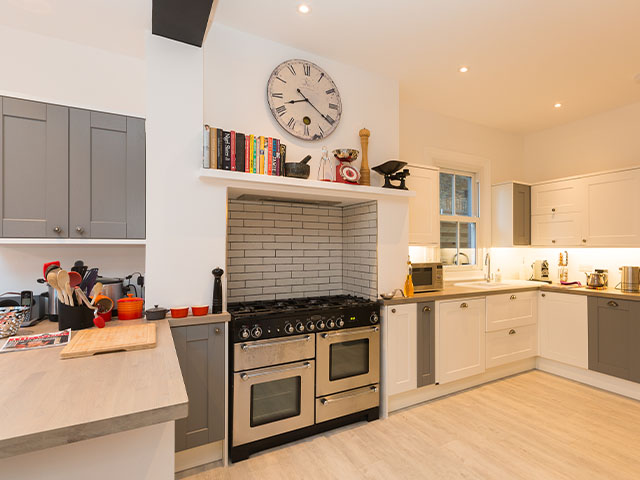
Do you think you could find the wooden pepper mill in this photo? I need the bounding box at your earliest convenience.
[359,128,371,186]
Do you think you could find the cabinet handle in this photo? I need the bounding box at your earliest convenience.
[423,306,431,312]
[510,295,517,300]
[508,329,516,335]
[460,302,468,308]
[391,308,396,314]
[53,226,61,234]
[215,327,221,334]
[541,293,546,297]
[551,208,556,213]
[582,239,587,243]
[75,226,85,234]
[552,239,556,244]
[607,301,619,308]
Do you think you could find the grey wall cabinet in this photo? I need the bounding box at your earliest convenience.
[513,183,531,246]
[171,322,226,452]
[0,97,69,237]
[491,182,531,247]
[588,297,640,383]
[416,301,435,387]
[0,95,145,239]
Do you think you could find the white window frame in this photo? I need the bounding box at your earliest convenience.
[424,148,492,275]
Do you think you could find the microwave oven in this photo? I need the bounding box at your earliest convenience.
[412,262,444,292]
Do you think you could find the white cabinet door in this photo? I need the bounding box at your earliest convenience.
[538,292,588,368]
[385,304,417,396]
[531,212,583,246]
[437,298,486,384]
[583,169,640,247]
[531,179,584,215]
[486,291,537,332]
[486,324,538,369]
[407,165,439,245]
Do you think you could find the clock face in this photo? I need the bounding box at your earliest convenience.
[267,59,342,141]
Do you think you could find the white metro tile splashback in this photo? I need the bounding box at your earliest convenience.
[490,247,640,287]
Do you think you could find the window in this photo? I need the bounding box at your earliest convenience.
[439,170,478,267]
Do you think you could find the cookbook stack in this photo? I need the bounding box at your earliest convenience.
[203,125,287,176]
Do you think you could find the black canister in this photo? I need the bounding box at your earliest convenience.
[58,301,94,331]
[212,268,224,314]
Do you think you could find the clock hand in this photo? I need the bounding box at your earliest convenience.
[296,88,333,125]
[285,99,307,104]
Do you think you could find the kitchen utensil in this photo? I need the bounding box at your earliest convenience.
[379,289,405,300]
[57,270,73,306]
[284,155,312,179]
[93,316,106,329]
[43,261,60,280]
[171,306,189,318]
[68,271,83,288]
[58,301,94,331]
[116,293,143,320]
[47,270,66,306]
[145,305,168,320]
[96,277,125,314]
[333,149,360,185]
[90,282,103,305]
[585,271,608,289]
[93,295,114,315]
[81,268,99,295]
[212,268,224,314]
[359,128,371,186]
[191,305,209,316]
[71,260,87,278]
[619,266,640,293]
[60,323,157,359]
[0,306,29,338]
[372,160,410,189]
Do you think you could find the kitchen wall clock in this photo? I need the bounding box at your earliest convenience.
[267,59,342,141]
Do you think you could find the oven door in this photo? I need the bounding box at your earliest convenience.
[316,325,380,396]
[233,360,315,447]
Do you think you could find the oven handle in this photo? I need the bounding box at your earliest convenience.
[241,335,311,351]
[320,326,379,339]
[320,385,378,405]
[240,362,312,381]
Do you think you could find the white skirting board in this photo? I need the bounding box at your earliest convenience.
[386,358,536,415]
[536,357,640,401]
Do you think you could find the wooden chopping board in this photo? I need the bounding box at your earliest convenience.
[60,323,157,359]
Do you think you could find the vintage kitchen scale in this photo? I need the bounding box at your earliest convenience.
[333,149,360,184]
[372,160,410,190]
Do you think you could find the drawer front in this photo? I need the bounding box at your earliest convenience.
[316,384,379,424]
[486,291,537,332]
[486,324,537,369]
[234,334,315,371]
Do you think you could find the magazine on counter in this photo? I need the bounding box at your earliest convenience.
[0,329,71,353]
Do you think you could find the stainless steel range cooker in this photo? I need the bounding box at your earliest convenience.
[228,295,380,463]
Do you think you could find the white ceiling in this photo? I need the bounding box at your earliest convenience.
[0,0,150,59]
[213,0,640,133]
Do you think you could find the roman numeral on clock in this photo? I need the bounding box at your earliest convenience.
[325,115,335,125]
[329,103,338,110]
[288,64,296,75]
[287,117,295,128]
[275,76,286,83]
[304,125,309,136]
[276,105,287,116]
[271,92,283,99]
[326,88,335,95]
[303,64,311,76]
[318,125,325,137]
[317,72,324,83]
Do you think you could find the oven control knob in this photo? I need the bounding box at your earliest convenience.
[370,313,379,324]
[316,320,326,330]
[239,327,250,340]
[295,322,305,333]
[306,321,315,331]
[251,326,263,339]
[284,323,294,334]
[326,319,336,329]
[336,317,345,328]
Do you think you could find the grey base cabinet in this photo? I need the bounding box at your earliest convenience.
[588,297,640,383]
[171,322,226,451]
[417,302,435,387]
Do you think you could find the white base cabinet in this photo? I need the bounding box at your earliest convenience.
[385,304,417,396]
[538,292,588,369]
[436,298,486,384]
[486,324,537,369]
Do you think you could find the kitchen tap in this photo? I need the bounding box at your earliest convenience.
[485,253,491,282]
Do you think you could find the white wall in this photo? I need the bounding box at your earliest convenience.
[203,24,399,186]
[0,25,147,295]
[400,101,524,184]
[523,101,640,183]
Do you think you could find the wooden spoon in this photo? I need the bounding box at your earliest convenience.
[57,269,73,306]
[47,270,66,306]
[89,282,103,306]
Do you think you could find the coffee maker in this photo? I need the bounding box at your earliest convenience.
[532,260,550,283]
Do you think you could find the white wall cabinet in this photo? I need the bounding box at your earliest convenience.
[385,304,417,396]
[531,212,584,246]
[406,165,439,246]
[437,298,486,384]
[531,179,584,216]
[538,291,588,368]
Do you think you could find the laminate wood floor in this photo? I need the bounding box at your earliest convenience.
[183,371,640,479]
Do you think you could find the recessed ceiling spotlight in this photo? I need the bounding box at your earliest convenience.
[298,4,311,14]
[554,103,562,108]
[459,66,469,73]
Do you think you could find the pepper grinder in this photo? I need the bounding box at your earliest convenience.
[211,268,224,314]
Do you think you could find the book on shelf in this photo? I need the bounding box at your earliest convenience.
[267,137,273,176]
[244,134,249,172]
[252,135,257,173]
[230,131,236,171]
[280,143,287,174]
[209,127,217,169]
[274,139,279,175]
[216,129,223,169]
[259,136,265,174]
[203,125,210,168]
[236,133,245,173]
[222,131,231,170]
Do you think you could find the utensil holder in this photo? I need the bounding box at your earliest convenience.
[58,301,94,331]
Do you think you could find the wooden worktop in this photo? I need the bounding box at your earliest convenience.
[380,282,640,305]
[0,318,188,459]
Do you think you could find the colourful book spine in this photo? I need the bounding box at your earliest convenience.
[230,131,236,171]
[273,139,278,175]
[245,135,250,172]
[259,136,265,174]
[275,139,280,175]
[253,136,257,173]
[249,135,254,173]
[267,137,273,176]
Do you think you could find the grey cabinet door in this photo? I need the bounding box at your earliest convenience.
[0,97,68,238]
[172,322,226,452]
[588,297,639,381]
[69,110,145,239]
[416,301,435,387]
[513,183,531,246]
